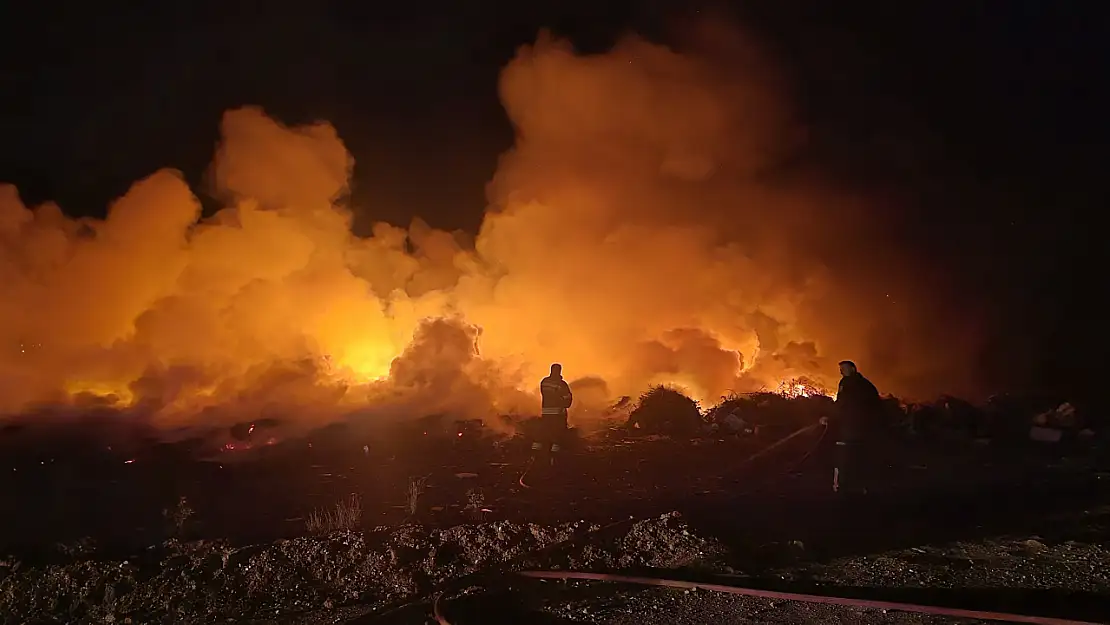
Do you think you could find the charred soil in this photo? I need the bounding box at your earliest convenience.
[0,404,1108,623]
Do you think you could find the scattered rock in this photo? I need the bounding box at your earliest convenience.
[1020,539,1047,554]
[0,513,721,624]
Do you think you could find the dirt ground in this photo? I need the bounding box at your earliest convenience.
[0,410,1108,624]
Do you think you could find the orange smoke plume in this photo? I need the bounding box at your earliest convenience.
[0,25,984,431]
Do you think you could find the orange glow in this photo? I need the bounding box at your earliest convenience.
[64,380,135,406]
[222,437,278,453]
[326,343,400,383]
[775,378,828,399]
[0,24,983,431]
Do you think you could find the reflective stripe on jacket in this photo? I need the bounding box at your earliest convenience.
[540,375,573,413]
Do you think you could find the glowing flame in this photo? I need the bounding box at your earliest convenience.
[221,436,277,453]
[0,26,979,430]
[327,342,399,383]
[64,380,135,405]
[775,378,827,399]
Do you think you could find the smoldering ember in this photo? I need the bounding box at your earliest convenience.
[1,6,1107,625]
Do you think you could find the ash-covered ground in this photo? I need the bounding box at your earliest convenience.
[1,391,1108,624]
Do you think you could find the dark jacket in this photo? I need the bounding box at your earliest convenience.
[834,372,882,439]
[540,375,573,415]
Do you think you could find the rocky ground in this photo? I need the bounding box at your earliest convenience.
[0,512,724,624]
[4,504,1107,624]
[321,504,1110,625]
[1,402,1108,624]
[523,525,1110,625]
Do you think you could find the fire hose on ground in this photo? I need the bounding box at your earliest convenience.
[374,421,830,623]
[511,571,1105,625]
[420,422,1104,625]
[520,418,827,489]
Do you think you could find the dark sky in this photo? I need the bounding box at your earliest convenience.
[1,0,1107,396]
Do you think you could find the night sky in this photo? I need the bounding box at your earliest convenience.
[1,1,1106,397]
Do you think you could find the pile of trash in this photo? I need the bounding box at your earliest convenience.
[705,392,834,435]
[614,383,838,439]
[904,394,1101,445]
[625,386,704,436]
[1027,401,1093,443]
[601,380,1102,447]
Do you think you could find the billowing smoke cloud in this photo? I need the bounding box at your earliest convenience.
[0,23,985,433]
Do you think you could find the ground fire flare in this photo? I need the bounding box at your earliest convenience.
[0,25,983,431]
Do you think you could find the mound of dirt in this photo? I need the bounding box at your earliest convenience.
[0,513,723,624]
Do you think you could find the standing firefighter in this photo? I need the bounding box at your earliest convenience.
[534,363,573,465]
[828,360,882,493]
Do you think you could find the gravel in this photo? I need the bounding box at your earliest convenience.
[0,513,723,624]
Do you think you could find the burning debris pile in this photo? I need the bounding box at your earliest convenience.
[705,391,834,435]
[610,381,1102,447]
[0,24,988,434]
[618,377,838,438]
[774,377,828,399]
[0,513,723,624]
